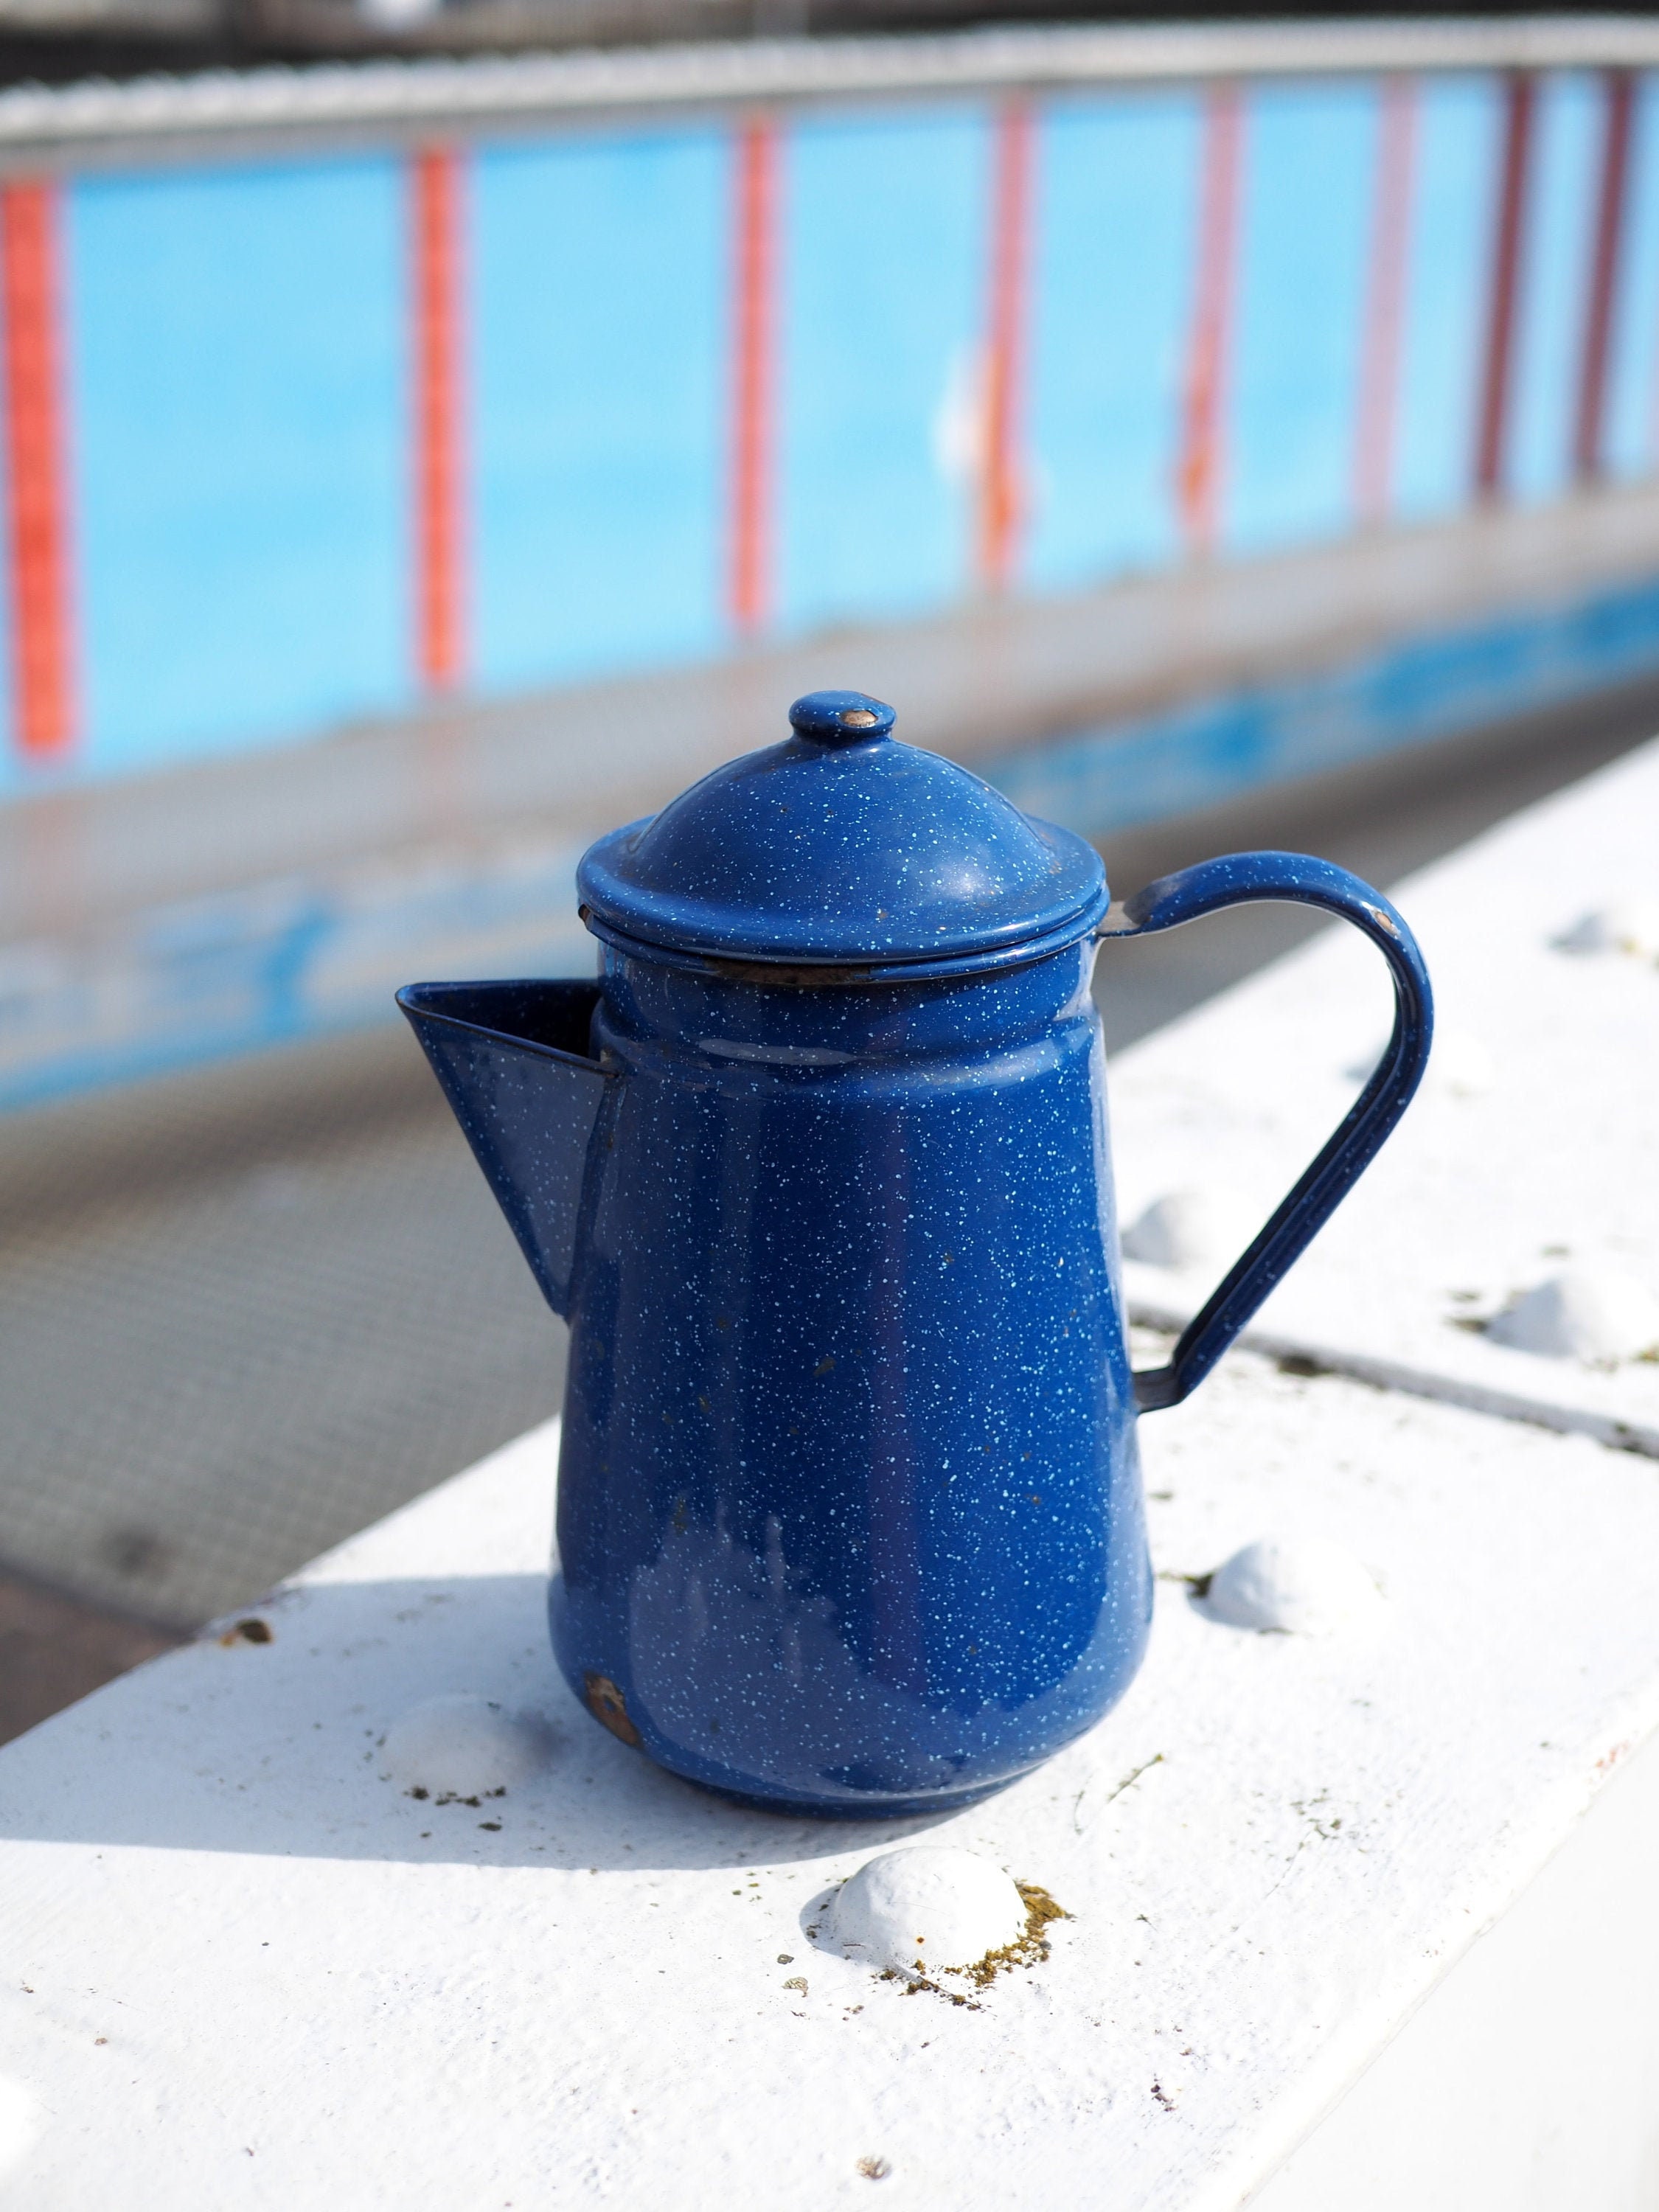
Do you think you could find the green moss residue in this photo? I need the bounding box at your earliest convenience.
[964,1880,1068,1989]
[876,1880,1070,2008]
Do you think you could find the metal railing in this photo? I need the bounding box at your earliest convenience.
[0,19,1658,161]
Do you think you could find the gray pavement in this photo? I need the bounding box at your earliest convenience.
[0,679,1653,1739]
[0,1029,567,1637]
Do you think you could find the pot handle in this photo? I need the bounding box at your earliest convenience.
[1099,851,1434,1413]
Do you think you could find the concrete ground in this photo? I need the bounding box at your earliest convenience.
[1,674,1654,1741]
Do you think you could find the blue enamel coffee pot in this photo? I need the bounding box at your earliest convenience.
[399,692,1432,1818]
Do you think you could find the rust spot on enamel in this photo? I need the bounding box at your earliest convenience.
[583,1672,642,1747]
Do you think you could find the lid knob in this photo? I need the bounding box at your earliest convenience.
[788,690,896,748]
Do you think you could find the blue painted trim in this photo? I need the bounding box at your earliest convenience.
[984,569,1659,838]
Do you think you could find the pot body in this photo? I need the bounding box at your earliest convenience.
[551,935,1150,1817]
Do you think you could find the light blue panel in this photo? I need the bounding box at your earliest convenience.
[1394,75,1503,519]
[1226,83,1375,552]
[1604,74,1659,479]
[779,108,984,632]
[70,158,404,779]
[1023,93,1200,591]
[1509,72,1600,502]
[473,128,724,691]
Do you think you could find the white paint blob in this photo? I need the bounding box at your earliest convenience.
[1121,1188,1256,1270]
[1486,1269,1659,1363]
[1202,1537,1386,1638]
[1553,901,1659,961]
[828,1847,1028,1978]
[382,1694,551,1800]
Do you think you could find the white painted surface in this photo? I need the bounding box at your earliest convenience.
[1,1351,1657,2208]
[1249,1706,1659,2212]
[1110,734,1659,1449]
[1553,897,1659,959]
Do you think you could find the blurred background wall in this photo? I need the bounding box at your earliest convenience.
[4,26,1659,1099]
[5,13,1659,1731]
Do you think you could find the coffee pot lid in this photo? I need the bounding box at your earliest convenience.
[576,691,1109,975]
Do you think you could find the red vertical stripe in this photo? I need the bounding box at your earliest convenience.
[1574,69,1635,482]
[980,100,1033,594]
[729,119,776,636]
[413,147,464,692]
[1178,86,1242,558]
[1475,74,1535,501]
[1,181,73,761]
[1354,77,1417,525]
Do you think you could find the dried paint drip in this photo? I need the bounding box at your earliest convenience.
[1486,1270,1659,1363]
[381,1693,552,1802]
[1121,1188,1256,1270]
[1553,902,1659,961]
[1200,1537,1386,1638]
[828,1847,1029,1980]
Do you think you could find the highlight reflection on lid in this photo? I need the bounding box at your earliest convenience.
[577,691,1110,975]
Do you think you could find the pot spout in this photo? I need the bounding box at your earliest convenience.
[397,979,614,1320]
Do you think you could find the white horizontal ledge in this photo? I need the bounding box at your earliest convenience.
[6,1357,1659,2206]
[0,15,1656,167]
[1130,1302,1659,1463]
